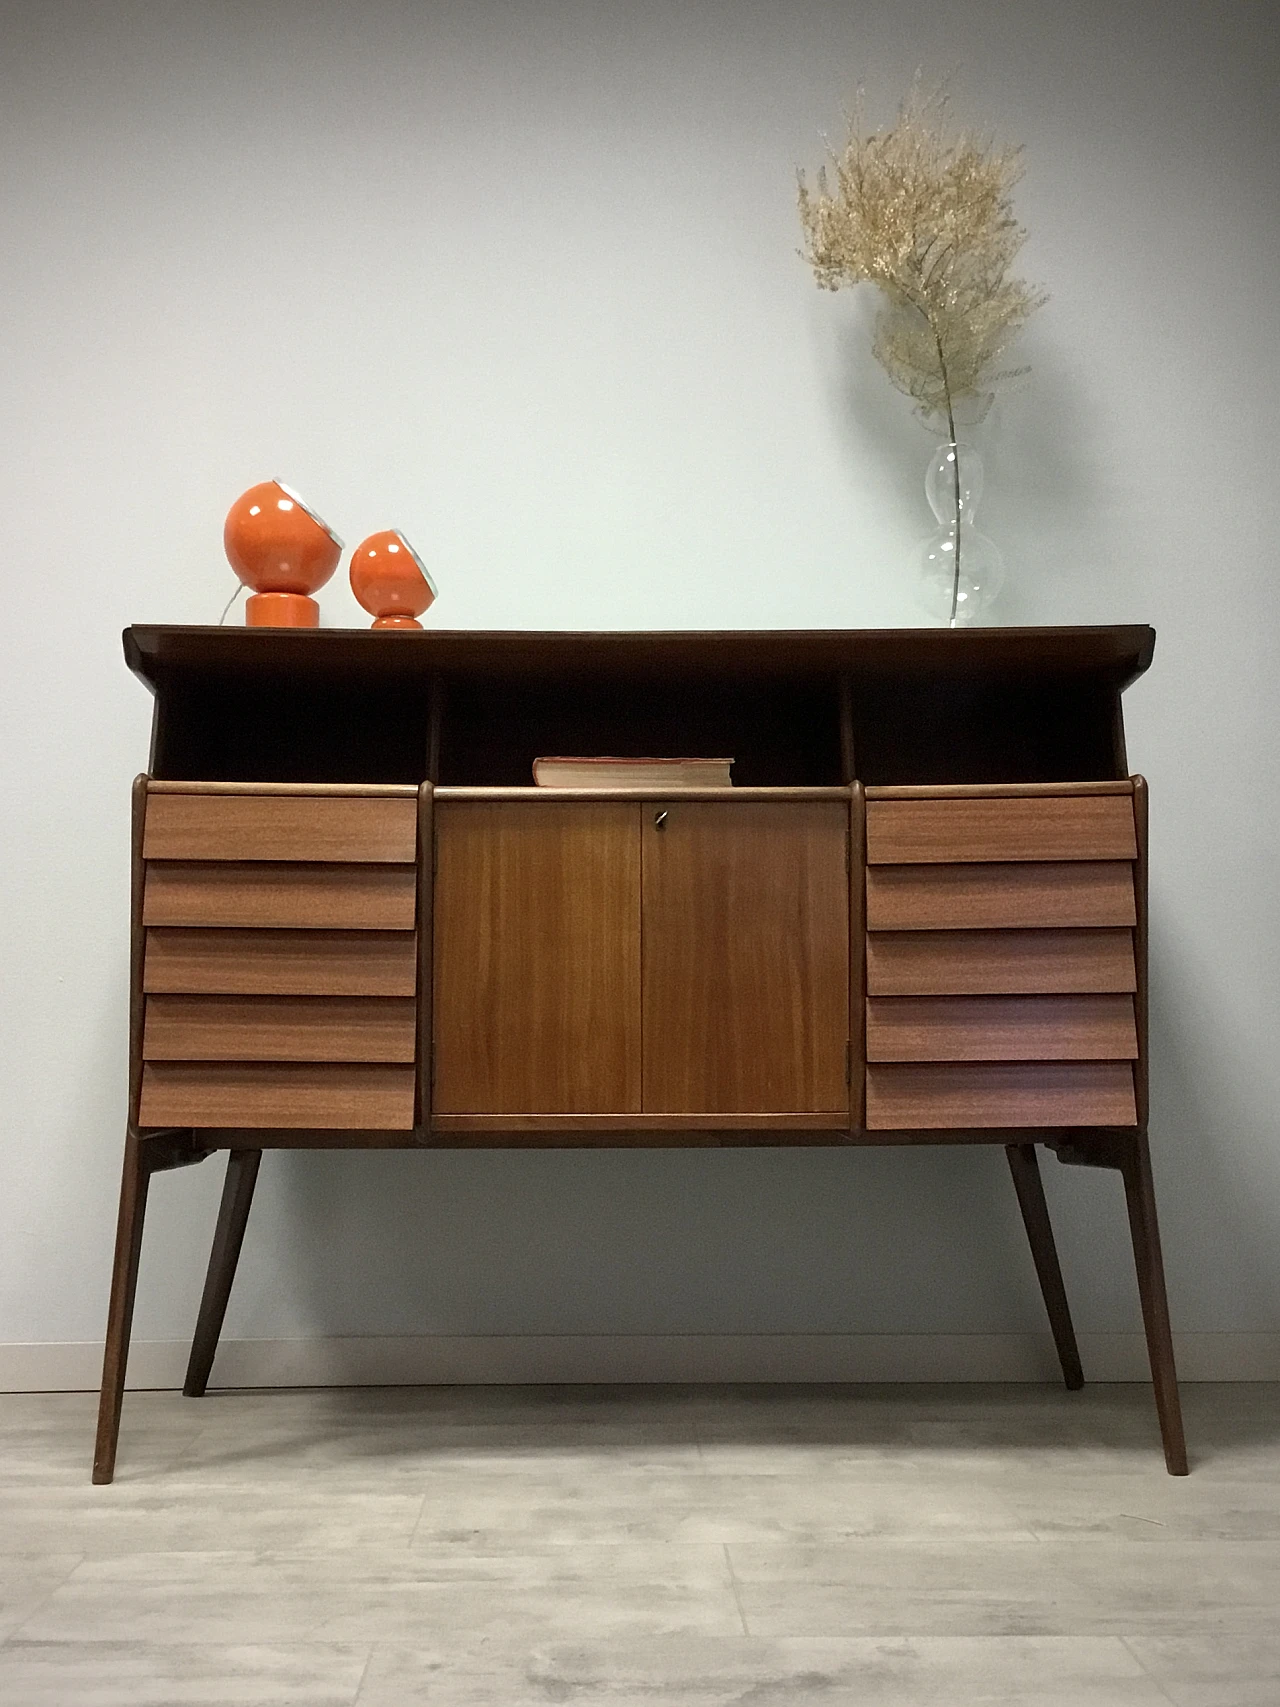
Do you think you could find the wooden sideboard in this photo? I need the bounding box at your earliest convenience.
[94,624,1187,1480]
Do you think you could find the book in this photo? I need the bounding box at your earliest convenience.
[532,756,734,789]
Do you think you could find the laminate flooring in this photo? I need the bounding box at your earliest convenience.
[2,1383,1279,1705]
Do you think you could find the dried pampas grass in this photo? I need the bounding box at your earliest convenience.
[798,77,1045,438]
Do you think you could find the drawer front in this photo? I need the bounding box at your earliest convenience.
[866,994,1138,1062]
[143,928,417,996]
[143,862,417,930]
[866,1061,1137,1129]
[867,929,1137,996]
[143,995,416,1062]
[866,795,1137,865]
[866,862,1136,931]
[138,1061,416,1129]
[143,793,417,863]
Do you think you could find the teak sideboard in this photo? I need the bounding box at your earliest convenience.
[94,624,1187,1481]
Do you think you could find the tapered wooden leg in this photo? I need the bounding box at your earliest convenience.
[1006,1142,1084,1391]
[92,1135,152,1485]
[183,1149,262,1398]
[1120,1131,1189,1475]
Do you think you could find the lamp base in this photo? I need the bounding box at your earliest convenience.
[246,593,320,628]
[371,614,423,630]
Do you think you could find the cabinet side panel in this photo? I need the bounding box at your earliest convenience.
[1133,775,1150,1128]
[642,801,849,1114]
[432,802,642,1114]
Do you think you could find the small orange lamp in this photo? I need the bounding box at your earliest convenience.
[349,529,437,630]
[223,479,343,627]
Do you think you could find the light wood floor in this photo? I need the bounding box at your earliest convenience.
[2,1383,1279,1704]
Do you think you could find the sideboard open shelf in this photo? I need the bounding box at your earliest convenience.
[95,625,1186,1481]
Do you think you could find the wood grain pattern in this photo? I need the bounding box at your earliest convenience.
[183,1149,261,1397]
[138,1062,416,1128]
[866,994,1139,1061]
[127,776,149,1130]
[865,782,1133,799]
[641,802,849,1114]
[867,929,1136,996]
[866,795,1137,864]
[1005,1143,1084,1390]
[866,1061,1138,1129]
[437,787,849,802]
[430,1112,852,1133]
[1121,1128,1189,1473]
[142,793,417,863]
[849,784,866,1130]
[92,1134,151,1482]
[866,862,1136,931]
[415,784,434,1133]
[1133,774,1150,1129]
[146,782,418,797]
[838,676,855,784]
[126,622,1158,690]
[142,995,417,1062]
[432,801,642,1114]
[143,862,417,929]
[143,929,417,996]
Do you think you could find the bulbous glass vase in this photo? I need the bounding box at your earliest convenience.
[915,440,1004,627]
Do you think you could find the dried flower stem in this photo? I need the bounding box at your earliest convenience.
[932,331,962,624]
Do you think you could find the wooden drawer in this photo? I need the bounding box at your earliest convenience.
[138,1061,416,1129]
[866,795,1137,865]
[866,995,1138,1062]
[866,862,1136,931]
[866,929,1136,996]
[143,792,417,863]
[866,1061,1137,1129]
[143,862,416,929]
[143,995,416,1062]
[143,929,417,996]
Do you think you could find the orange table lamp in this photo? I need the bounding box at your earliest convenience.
[349,529,437,630]
[223,480,343,627]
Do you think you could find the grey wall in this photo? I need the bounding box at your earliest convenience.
[1,0,1277,1368]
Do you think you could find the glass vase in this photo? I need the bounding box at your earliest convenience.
[915,440,1004,627]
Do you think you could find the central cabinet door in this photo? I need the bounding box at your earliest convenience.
[432,796,850,1119]
[641,801,850,1114]
[433,801,642,1114]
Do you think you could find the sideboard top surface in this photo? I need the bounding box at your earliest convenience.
[126,624,1154,789]
[125,625,1156,692]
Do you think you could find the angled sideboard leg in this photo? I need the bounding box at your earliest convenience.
[1005,1142,1084,1391]
[1120,1130,1188,1475]
[184,1149,262,1398]
[1050,1131,1189,1475]
[92,1134,153,1484]
[93,1131,210,1484]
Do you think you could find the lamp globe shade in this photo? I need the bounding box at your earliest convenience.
[223,479,344,627]
[349,529,437,630]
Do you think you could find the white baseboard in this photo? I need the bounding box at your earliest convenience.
[2,1331,1279,1391]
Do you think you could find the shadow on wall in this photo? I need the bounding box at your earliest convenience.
[1146,902,1276,1327]
[243,1138,1056,1352]
[990,325,1124,624]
